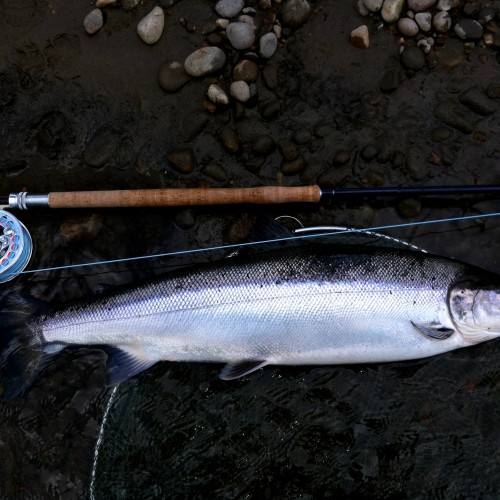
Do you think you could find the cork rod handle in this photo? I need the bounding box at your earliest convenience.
[48,186,322,208]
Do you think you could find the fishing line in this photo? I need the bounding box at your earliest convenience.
[5,211,500,279]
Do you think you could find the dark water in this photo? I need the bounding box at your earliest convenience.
[1,0,500,498]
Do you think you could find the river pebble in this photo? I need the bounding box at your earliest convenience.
[379,68,400,92]
[230,80,250,102]
[226,22,255,50]
[398,18,419,36]
[281,155,305,175]
[175,210,196,230]
[436,0,460,10]
[184,47,226,77]
[459,87,497,115]
[96,0,116,7]
[203,161,227,182]
[405,147,427,181]
[278,138,299,161]
[216,18,230,29]
[219,126,240,152]
[59,213,104,243]
[293,129,312,144]
[397,197,421,219]
[280,0,311,27]
[415,12,432,31]
[434,100,473,133]
[84,129,119,167]
[122,0,140,11]
[262,64,279,89]
[215,0,244,18]
[158,60,190,93]
[260,32,278,58]
[84,9,104,35]
[208,84,229,105]
[478,8,495,25]
[454,19,483,40]
[351,25,370,49]
[381,0,405,24]
[362,0,383,12]
[167,148,196,174]
[433,11,451,32]
[407,0,437,11]
[233,59,259,82]
[137,6,164,45]
[238,15,254,25]
[261,100,281,120]
[356,0,370,16]
[252,135,275,155]
[400,46,425,70]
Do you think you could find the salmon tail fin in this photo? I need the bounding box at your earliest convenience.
[0,290,46,401]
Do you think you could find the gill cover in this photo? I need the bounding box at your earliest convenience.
[449,281,500,343]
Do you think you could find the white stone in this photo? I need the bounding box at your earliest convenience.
[356,0,370,16]
[215,0,244,18]
[273,23,282,39]
[433,11,451,32]
[216,18,230,29]
[84,9,104,35]
[230,80,250,102]
[350,25,370,49]
[417,38,431,53]
[259,32,278,58]
[184,47,226,77]
[407,0,437,12]
[362,0,383,12]
[226,22,255,50]
[137,6,164,45]
[436,0,461,11]
[398,17,419,36]
[415,12,432,31]
[207,84,229,105]
[238,15,255,25]
[381,0,405,23]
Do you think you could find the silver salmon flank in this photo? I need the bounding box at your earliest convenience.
[31,243,500,386]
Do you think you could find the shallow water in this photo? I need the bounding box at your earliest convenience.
[1,0,500,498]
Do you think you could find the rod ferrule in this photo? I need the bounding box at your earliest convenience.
[9,193,49,210]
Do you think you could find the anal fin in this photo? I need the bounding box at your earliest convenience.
[104,346,158,385]
[220,360,268,380]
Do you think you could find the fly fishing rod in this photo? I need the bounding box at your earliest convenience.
[2,184,500,209]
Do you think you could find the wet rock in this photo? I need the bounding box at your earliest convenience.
[261,100,281,119]
[0,74,16,109]
[245,156,266,172]
[158,61,190,92]
[293,129,312,144]
[316,166,351,188]
[280,0,311,27]
[226,22,255,50]
[363,0,383,12]
[184,47,226,77]
[262,64,279,89]
[407,0,437,11]
[252,135,275,155]
[59,214,104,243]
[137,6,164,45]
[434,100,473,134]
[175,209,196,230]
[115,139,136,168]
[314,124,335,138]
[84,9,104,35]
[167,148,196,174]
[215,0,244,18]
[260,32,278,58]
[122,0,140,11]
[431,127,453,142]
[398,18,419,37]
[230,80,250,102]
[433,11,451,32]
[333,150,351,165]
[434,38,464,69]
[278,138,299,161]
[415,12,432,31]
[391,150,405,168]
[233,59,259,82]
[397,197,421,219]
[84,129,119,167]
[34,111,73,159]
[208,84,229,105]
[96,0,116,7]
[361,144,378,162]
[405,147,427,181]
[379,68,400,92]
[219,126,240,153]
[401,46,425,70]
[203,161,227,181]
[216,18,230,29]
[478,8,495,25]
[238,15,255,25]
[487,84,500,99]
[436,0,460,10]
[281,155,305,175]
[350,25,369,49]
[381,0,405,24]
[454,19,483,40]
[459,88,497,115]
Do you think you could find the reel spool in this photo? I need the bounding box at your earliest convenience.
[0,210,32,283]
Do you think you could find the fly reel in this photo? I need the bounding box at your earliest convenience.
[0,210,32,283]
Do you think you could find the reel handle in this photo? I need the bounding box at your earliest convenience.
[47,186,322,208]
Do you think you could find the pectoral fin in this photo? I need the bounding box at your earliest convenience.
[411,321,455,340]
[104,346,158,385]
[220,360,268,380]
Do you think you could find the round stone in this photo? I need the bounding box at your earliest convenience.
[398,18,419,36]
[280,0,311,27]
[259,32,278,58]
[230,80,250,102]
[433,11,451,32]
[158,60,190,92]
[252,135,275,155]
[351,25,369,49]
[84,9,104,35]
[167,148,195,174]
[207,84,229,105]
[400,46,425,70]
[184,47,226,77]
[226,22,255,50]
[415,12,432,31]
[381,0,405,24]
[137,6,164,45]
[454,19,483,40]
[407,0,437,12]
[215,0,244,18]
[233,59,259,82]
[362,0,383,12]
[436,0,460,10]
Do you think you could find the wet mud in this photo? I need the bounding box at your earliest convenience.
[0,0,500,498]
